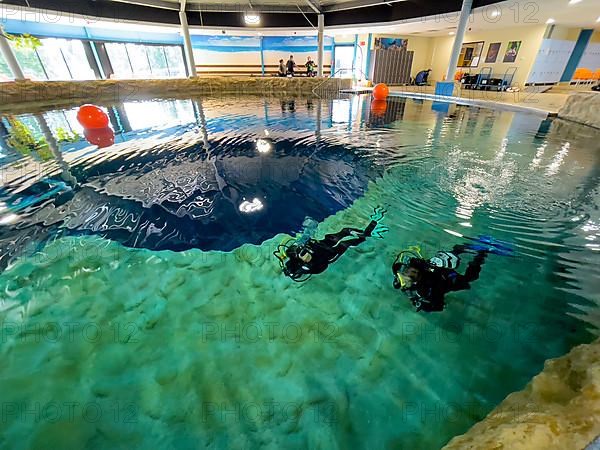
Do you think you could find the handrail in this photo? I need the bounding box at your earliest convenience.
[312,67,369,96]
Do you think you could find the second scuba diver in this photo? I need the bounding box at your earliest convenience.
[275,207,388,281]
[392,236,513,312]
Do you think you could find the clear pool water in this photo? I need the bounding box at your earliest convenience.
[0,95,598,449]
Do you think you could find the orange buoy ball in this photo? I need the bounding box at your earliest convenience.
[84,127,114,148]
[370,99,387,116]
[372,83,389,101]
[77,104,109,129]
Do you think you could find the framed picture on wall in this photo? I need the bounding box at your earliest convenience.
[503,41,522,63]
[374,38,408,51]
[485,42,501,63]
[457,41,485,67]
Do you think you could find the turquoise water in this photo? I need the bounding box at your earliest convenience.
[0,95,598,449]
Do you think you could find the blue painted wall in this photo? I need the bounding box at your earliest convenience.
[560,29,593,82]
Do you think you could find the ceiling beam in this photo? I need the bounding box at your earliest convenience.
[305,0,322,14]
[109,0,180,11]
[323,0,406,13]
[106,0,314,14]
[185,3,315,13]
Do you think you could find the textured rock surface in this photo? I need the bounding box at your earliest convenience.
[443,339,600,450]
[557,92,600,129]
[0,77,351,112]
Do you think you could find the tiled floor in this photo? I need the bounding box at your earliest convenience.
[388,84,571,114]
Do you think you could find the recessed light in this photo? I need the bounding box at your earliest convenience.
[244,12,260,25]
[597,16,600,22]
[490,10,500,18]
[568,0,582,4]
[546,18,555,24]
[449,31,455,35]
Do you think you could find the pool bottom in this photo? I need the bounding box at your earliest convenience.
[0,178,591,450]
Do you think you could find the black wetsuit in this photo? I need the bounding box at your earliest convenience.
[393,246,487,312]
[284,221,377,280]
[286,59,295,76]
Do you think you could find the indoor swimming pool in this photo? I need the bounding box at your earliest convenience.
[0,94,598,449]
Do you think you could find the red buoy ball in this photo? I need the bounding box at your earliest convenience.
[372,83,390,101]
[370,99,387,116]
[77,104,109,129]
[84,127,114,148]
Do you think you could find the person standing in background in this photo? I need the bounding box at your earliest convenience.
[277,59,286,77]
[286,55,296,76]
[306,56,316,77]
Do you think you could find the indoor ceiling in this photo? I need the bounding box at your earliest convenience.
[338,0,600,37]
[2,0,598,31]
[0,0,506,27]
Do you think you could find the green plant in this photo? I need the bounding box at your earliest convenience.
[2,32,42,50]
[56,127,80,143]
[6,117,51,160]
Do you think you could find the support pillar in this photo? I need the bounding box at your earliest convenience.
[365,33,372,80]
[0,25,25,80]
[560,29,593,82]
[317,14,324,77]
[260,36,265,77]
[179,1,197,77]
[445,0,473,81]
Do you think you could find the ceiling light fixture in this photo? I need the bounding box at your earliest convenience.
[568,0,583,4]
[449,31,456,35]
[597,16,600,22]
[244,12,260,25]
[546,18,556,24]
[490,10,500,18]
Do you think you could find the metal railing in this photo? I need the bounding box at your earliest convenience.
[312,67,369,96]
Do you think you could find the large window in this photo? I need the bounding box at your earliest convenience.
[10,44,47,80]
[106,42,186,79]
[10,37,96,81]
[105,42,134,78]
[37,39,72,80]
[146,45,169,78]
[0,53,12,81]
[126,43,152,78]
[59,39,96,80]
[164,46,186,77]
[5,36,185,81]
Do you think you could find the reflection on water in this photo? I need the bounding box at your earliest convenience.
[0,98,385,259]
[0,95,599,449]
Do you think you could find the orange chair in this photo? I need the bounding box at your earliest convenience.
[454,71,464,81]
[593,69,600,81]
[573,68,593,85]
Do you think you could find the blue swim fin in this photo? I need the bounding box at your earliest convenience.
[465,235,515,256]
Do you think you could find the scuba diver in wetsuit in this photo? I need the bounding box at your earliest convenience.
[392,236,513,312]
[274,207,388,281]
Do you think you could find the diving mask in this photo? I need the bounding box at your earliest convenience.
[396,272,414,290]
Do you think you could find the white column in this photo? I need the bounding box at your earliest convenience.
[317,14,324,77]
[179,2,197,77]
[445,0,473,81]
[0,25,25,80]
